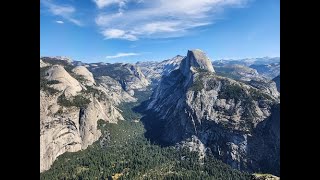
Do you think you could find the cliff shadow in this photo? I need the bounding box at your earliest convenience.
[247,103,280,176]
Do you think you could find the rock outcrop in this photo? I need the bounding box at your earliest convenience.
[121,64,150,94]
[137,55,184,83]
[40,59,132,172]
[144,49,280,175]
[46,65,83,97]
[272,75,280,92]
[180,49,215,77]
[88,63,150,96]
[40,59,49,68]
[248,79,280,99]
[96,76,136,104]
[251,173,280,180]
[249,63,280,79]
[72,66,95,86]
[214,64,261,81]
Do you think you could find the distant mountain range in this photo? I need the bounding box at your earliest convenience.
[213,57,280,80]
[213,57,280,66]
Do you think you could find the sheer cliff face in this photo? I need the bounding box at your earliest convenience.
[40,59,134,172]
[272,75,280,92]
[146,49,280,175]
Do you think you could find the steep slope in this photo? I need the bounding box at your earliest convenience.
[72,66,96,86]
[137,55,184,83]
[247,79,279,99]
[144,49,280,175]
[249,63,280,79]
[40,58,134,172]
[215,64,260,81]
[88,63,150,96]
[45,65,83,97]
[272,75,280,92]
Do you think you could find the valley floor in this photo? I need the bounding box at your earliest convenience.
[40,90,251,180]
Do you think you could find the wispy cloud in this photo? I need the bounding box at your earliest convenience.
[56,20,64,24]
[94,0,248,40]
[41,0,82,26]
[106,52,140,59]
[93,0,142,12]
[93,0,121,9]
[102,29,137,41]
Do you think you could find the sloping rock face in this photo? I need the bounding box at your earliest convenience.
[248,79,280,99]
[40,91,82,173]
[145,50,280,175]
[214,64,261,81]
[72,66,95,86]
[137,55,184,83]
[249,63,280,79]
[180,49,215,77]
[272,75,280,92]
[95,76,136,104]
[40,59,132,172]
[122,64,150,93]
[40,59,49,68]
[46,65,83,97]
[88,63,150,96]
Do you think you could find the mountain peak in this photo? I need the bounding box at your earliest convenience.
[180,49,215,77]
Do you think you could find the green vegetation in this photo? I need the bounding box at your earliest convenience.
[72,74,87,84]
[189,69,214,92]
[194,67,210,73]
[90,63,132,81]
[190,77,204,91]
[40,66,59,95]
[215,67,240,80]
[40,120,251,180]
[54,108,63,116]
[41,88,251,179]
[57,94,91,108]
[249,88,273,101]
[41,57,71,67]
[118,102,142,121]
[46,80,60,85]
[41,57,80,78]
[218,83,246,101]
[41,57,75,75]
[118,87,153,121]
[84,86,107,101]
[218,82,264,123]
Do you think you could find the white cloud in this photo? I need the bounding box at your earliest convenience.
[95,0,248,40]
[50,5,75,15]
[102,29,137,41]
[93,0,121,9]
[56,20,64,24]
[93,0,142,10]
[106,52,140,58]
[41,0,82,26]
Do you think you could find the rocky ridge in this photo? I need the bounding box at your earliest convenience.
[87,63,150,96]
[137,55,184,83]
[145,49,280,175]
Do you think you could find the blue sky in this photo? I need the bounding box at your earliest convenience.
[40,0,280,63]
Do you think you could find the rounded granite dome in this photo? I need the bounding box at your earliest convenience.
[179,49,215,77]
